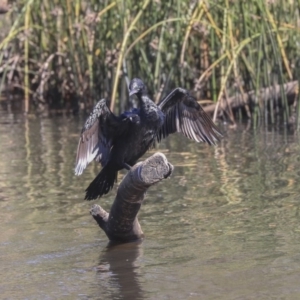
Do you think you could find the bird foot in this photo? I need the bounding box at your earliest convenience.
[123,163,132,170]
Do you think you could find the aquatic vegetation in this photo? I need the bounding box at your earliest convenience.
[0,0,299,126]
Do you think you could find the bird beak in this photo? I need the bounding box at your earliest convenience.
[129,88,139,97]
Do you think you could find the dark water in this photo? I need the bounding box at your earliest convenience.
[1,110,300,300]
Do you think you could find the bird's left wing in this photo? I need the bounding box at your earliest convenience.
[156,88,222,145]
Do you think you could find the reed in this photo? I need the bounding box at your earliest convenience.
[0,0,299,126]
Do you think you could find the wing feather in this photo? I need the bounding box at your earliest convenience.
[157,88,222,145]
[75,99,116,176]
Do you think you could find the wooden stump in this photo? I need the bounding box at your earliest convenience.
[90,152,173,243]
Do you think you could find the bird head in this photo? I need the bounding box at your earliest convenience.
[129,78,146,97]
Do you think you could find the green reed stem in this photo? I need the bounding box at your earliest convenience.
[110,0,151,111]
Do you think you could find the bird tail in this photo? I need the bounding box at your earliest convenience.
[85,165,118,200]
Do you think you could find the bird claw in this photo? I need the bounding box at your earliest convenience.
[123,163,132,170]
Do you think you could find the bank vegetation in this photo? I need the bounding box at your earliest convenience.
[0,0,299,126]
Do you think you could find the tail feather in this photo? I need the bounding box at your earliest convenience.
[85,165,118,200]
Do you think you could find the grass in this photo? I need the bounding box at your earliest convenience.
[0,0,299,126]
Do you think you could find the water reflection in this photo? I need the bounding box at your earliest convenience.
[97,242,144,300]
[1,109,300,299]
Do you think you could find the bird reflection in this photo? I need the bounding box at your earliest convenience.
[97,241,144,300]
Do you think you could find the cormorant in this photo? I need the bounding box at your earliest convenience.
[75,78,222,200]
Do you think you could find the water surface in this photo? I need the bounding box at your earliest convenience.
[1,110,300,299]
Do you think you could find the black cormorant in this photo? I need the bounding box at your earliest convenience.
[75,78,222,200]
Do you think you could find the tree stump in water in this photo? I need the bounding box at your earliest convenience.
[90,152,173,243]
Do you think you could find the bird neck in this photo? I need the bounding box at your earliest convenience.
[137,93,164,127]
[139,94,156,109]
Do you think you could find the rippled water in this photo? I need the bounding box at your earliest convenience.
[1,109,300,299]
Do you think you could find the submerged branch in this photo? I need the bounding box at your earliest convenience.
[204,81,299,116]
[90,152,173,243]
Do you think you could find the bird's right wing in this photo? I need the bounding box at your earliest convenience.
[75,99,118,176]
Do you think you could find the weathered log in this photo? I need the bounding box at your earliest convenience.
[90,152,173,243]
[203,80,299,115]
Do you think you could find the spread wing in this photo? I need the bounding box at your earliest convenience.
[75,99,119,175]
[156,88,222,145]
